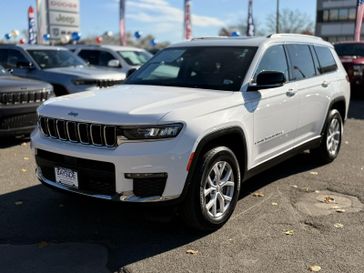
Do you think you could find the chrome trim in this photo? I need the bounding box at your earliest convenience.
[56,120,67,141]
[47,118,58,139]
[36,168,178,203]
[103,125,116,147]
[90,124,103,146]
[66,121,79,143]
[77,123,90,145]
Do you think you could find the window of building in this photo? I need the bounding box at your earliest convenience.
[339,9,349,20]
[329,9,339,21]
[323,10,329,22]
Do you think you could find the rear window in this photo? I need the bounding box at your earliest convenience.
[314,46,338,74]
[334,43,364,57]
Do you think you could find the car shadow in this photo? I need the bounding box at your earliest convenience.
[0,150,325,273]
[0,136,29,149]
[348,97,364,120]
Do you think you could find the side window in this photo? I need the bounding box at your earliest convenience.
[99,51,116,66]
[255,45,289,81]
[0,49,28,69]
[314,46,338,74]
[78,50,99,65]
[286,44,316,81]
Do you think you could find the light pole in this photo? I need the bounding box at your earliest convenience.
[276,0,280,33]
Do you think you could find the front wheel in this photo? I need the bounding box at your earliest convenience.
[311,109,343,163]
[181,146,241,230]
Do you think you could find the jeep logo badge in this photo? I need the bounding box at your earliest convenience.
[68,112,79,117]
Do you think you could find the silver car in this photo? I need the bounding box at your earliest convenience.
[67,44,152,76]
[0,45,125,96]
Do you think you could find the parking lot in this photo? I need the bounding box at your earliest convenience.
[0,98,363,273]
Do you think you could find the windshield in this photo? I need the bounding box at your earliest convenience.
[0,65,7,75]
[334,43,364,57]
[126,46,257,91]
[117,50,153,66]
[27,49,86,69]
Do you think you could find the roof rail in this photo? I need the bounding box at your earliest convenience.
[191,36,251,41]
[267,33,323,40]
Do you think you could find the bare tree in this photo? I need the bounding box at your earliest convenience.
[218,18,264,37]
[265,9,314,34]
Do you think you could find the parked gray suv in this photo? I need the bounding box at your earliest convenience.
[0,45,125,96]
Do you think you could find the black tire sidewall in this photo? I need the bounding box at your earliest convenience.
[323,109,343,160]
[196,147,241,227]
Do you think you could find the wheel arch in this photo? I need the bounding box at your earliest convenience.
[179,127,248,202]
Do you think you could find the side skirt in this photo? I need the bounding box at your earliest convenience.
[243,137,322,181]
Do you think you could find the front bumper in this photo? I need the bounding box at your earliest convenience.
[31,128,193,202]
[0,104,39,136]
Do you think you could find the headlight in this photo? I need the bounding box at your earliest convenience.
[117,123,183,141]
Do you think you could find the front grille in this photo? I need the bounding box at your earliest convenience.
[36,149,116,195]
[0,90,50,105]
[133,177,167,197]
[0,113,38,129]
[39,116,117,148]
[96,80,123,88]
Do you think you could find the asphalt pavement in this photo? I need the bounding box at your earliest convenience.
[0,98,363,273]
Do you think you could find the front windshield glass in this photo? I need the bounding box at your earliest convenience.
[27,49,86,69]
[334,43,364,57]
[126,46,257,91]
[0,65,7,75]
[117,50,153,66]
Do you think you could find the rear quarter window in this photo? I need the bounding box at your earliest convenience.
[314,46,338,74]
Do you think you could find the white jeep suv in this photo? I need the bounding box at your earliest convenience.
[31,34,350,230]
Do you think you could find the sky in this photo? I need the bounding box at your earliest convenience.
[0,0,317,43]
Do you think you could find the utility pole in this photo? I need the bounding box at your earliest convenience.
[276,0,280,33]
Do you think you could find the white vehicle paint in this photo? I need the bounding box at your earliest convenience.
[31,34,350,230]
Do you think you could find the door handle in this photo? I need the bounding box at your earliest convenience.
[286,89,297,97]
[322,81,329,88]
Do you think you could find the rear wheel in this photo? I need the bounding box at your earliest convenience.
[181,146,241,230]
[311,109,343,163]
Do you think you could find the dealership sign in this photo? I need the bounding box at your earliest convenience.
[37,0,80,42]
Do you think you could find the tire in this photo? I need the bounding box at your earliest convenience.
[181,146,241,231]
[311,109,343,163]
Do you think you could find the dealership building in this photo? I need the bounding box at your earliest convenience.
[316,0,363,42]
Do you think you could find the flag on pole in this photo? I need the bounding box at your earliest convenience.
[120,0,127,46]
[28,6,36,44]
[355,0,364,41]
[36,0,47,44]
[184,0,192,40]
[246,0,255,37]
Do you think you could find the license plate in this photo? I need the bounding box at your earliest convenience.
[54,167,78,188]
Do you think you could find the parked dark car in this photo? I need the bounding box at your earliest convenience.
[334,42,364,93]
[0,65,54,136]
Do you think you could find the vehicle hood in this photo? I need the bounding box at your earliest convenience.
[44,66,126,80]
[0,75,51,91]
[38,84,236,125]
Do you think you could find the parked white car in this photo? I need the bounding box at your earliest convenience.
[67,44,153,76]
[31,34,350,230]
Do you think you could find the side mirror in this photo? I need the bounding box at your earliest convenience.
[248,71,286,91]
[126,68,137,78]
[107,59,120,68]
[16,61,34,70]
